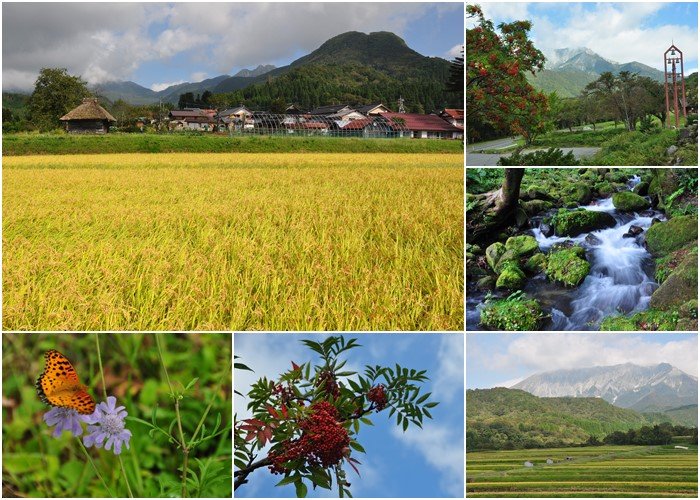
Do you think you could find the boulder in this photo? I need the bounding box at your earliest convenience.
[645,215,698,256]
[485,242,506,272]
[666,145,678,156]
[494,249,519,273]
[639,209,656,217]
[480,297,545,331]
[524,253,547,274]
[622,225,644,238]
[515,208,528,228]
[496,262,527,290]
[521,199,553,216]
[565,184,593,205]
[633,181,649,196]
[539,222,554,238]
[546,247,590,287]
[585,233,602,246]
[650,253,697,310]
[612,191,650,212]
[505,235,539,258]
[551,209,617,237]
[476,276,496,292]
[465,243,483,255]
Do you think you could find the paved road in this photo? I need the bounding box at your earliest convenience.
[466,147,601,166]
[466,136,520,153]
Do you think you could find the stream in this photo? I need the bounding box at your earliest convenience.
[468,176,665,331]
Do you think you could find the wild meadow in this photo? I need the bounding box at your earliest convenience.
[3,153,463,331]
[2,332,232,498]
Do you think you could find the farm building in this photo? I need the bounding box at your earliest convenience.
[381,112,463,139]
[440,108,464,128]
[356,103,392,116]
[59,98,116,134]
[309,104,366,121]
[168,109,216,131]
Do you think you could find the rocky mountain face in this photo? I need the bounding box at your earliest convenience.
[513,363,698,413]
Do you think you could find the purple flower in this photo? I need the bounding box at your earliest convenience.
[83,396,132,455]
[44,407,90,438]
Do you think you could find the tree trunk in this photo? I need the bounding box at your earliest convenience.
[466,168,525,243]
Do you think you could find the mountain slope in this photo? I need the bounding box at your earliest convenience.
[92,81,158,105]
[466,388,663,450]
[233,64,276,78]
[513,363,698,413]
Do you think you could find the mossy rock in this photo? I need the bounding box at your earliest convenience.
[496,262,527,290]
[475,276,496,292]
[678,299,698,320]
[465,243,483,255]
[494,249,519,273]
[565,184,593,205]
[546,247,590,287]
[649,252,698,310]
[645,215,698,256]
[633,181,649,196]
[485,242,506,272]
[505,235,539,258]
[600,309,679,331]
[480,297,545,331]
[595,181,615,197]
[551,209,616,237]
[654,244,697,284]
[612,191,650,212]
[648,169,678,201]
[521,199,553,216]
[524,253,547,274]
[605,170,631,183]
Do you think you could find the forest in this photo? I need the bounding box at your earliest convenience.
[466,168,698,331]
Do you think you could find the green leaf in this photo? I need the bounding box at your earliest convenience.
[416,392,430,404]
[424,402,439,408]
[349,441,366,453]
[295,479,308,498]
[276,476,298,487]
[402,417,409,432]
[184,377,199,392]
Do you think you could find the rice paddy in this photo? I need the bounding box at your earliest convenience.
[3,153,463,331]
[467,445,699,497]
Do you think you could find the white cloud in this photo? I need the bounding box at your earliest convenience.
[433,334,464,404]
[191,72,209,82]
[490,333,698,379]
[446,44,463,59]
[150,80,186,92]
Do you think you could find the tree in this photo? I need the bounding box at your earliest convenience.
[27,68,91,131]
[466,4,548,145]
[201,90,212,105]
[234,336,438,496]
[466,168,525,242]
[445,46,464,102]
[178,92,195,109]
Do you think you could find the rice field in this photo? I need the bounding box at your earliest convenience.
[3,153,463,331]
[467,445,699,497]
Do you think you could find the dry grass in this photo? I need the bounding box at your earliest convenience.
[4,153,463,331]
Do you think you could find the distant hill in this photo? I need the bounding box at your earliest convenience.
[465,388,690,450]
[93,75,231,105]
[513,363,698,414]
[529,47,665,97]
[232,64,276,78]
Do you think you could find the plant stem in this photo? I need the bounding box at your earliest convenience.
[78,440,114,497]
[95,333,108,399]
[118,454,134,498]
[155,333,189,497]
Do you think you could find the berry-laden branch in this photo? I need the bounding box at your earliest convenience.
[234,336,439,497]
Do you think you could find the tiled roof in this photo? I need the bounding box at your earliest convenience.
[441,108,464,119]
[382,113,462,132]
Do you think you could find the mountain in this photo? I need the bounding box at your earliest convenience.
[155,74,231,104]
[513,363,698,414]
[92,81,157,105]
[233,64,276,78]
[529,47,665,97]
[466,388,662,450]
[211,31,457,112]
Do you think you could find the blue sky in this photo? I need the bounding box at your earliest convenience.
[469,2,698,73]
[2,2,463,92]
[467,333,699,389]
[234,333,464,498]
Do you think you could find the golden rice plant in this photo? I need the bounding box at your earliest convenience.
[4,153,463,331]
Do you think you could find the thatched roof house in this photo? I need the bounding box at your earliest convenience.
[60,98,116,134]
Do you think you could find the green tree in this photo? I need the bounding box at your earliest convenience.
[466,4,548,145]
[445,46,464,102]
[28,68,91,131]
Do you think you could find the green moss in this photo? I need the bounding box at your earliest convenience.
[551,209,616,237]
[524,253,547,274]
[654,245,697,284]
[564,184,593,205]
[650,252,698,310]
[546,247,590,287]
[521,199,553,216]
[600,309,680,331]
[632,181,649,195]
[645,215,698,256]
[496,261,527,290]
[595,181,615,196]
[505,235,539,258]
[480,296,545,331]
[494,249,519,273]
[612,191,650,212]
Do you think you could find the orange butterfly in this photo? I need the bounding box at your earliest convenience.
[36,349,96,415]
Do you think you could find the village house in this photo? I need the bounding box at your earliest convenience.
[440,108,464,129]
[59,98,116,134]
[308,104,366,121]
[355,103,392,116]
[168,108,216,131]
[381,112,463,139]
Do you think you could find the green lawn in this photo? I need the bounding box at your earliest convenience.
[1,132,463,156]
[467,445,698,497]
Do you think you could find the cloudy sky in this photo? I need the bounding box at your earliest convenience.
[234,333,464,498]
[467,333,699,389]
[2,2,463,92]
[467,2,698,73]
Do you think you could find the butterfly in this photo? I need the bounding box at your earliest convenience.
[36,349,96,415]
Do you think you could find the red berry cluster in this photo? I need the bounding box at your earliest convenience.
[367,384,387,411]
[268,402,350,475]
[315,369,340,398]
[272,383,295,404]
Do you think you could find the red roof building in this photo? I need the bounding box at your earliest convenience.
[439,108,464,129]
[382,113,463,139]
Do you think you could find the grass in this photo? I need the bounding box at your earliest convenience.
[531,126,624,148]
[3,153,463,331]
[1,133,464,156]
[467,445,698,497]
[2,332,232,498]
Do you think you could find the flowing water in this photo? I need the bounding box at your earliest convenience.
[468,176,664,331]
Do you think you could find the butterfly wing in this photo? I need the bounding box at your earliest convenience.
[36,349,96,415]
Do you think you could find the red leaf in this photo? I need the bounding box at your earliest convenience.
[291,361,300,370]
[347,457,361,476]
[267,405,280,419]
